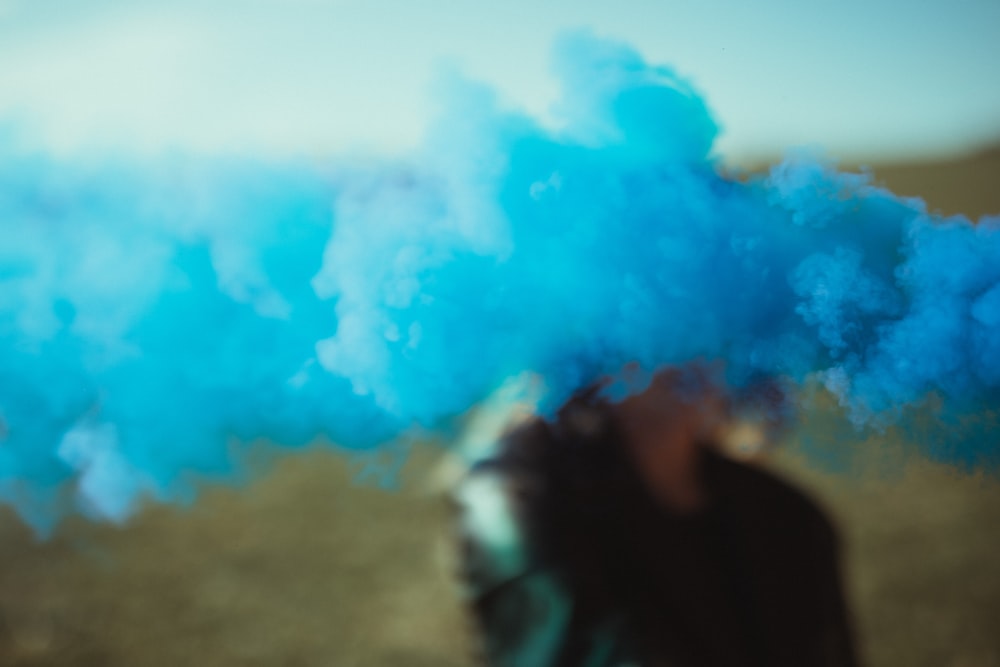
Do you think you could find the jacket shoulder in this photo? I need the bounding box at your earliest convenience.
[709,451,840,549]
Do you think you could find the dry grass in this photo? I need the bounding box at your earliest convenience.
[861,146,1000,221]
[0,445,475,666]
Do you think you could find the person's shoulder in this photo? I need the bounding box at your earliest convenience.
[708,450,839,547]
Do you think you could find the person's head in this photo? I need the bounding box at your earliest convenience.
[611,364,728,511]
[545,362,789,512]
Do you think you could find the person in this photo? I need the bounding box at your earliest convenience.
[454,365,860,667]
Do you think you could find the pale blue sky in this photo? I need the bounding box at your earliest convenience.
[1,0,997,163]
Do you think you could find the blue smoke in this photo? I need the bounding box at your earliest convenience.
[2,32,998,532]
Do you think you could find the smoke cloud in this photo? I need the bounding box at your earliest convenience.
[1,31,997,532]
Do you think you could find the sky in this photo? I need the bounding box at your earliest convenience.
[0,0,998,164]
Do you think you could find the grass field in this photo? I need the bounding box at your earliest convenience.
[1,149,998,666]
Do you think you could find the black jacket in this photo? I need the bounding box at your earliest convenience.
[458,421,859,667]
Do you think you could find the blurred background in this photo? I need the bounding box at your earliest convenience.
[2,0,998,165]
[1,1,998,665]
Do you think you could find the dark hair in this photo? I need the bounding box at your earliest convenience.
[493,384,655,663]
